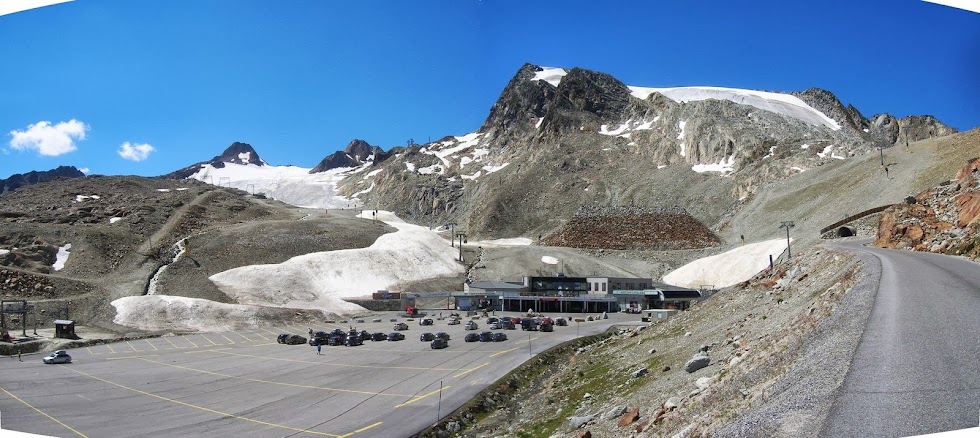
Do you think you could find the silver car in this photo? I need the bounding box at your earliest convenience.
[43,350,71,364]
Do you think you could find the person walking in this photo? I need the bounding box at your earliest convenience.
[316,343,322,355]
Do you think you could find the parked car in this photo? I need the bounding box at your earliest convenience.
[500,316,515,323]
[500,320,516,330]
[420,318,434,326]
[555,317,568,326]
[479,331,493,342]
[309,331,330,346]
[489,322,501,330]
[42,350,71,364]
[371,332,387,341]
[485,317,499,325]
[387,332,405,341]
[447,318,460,325]
[464,321,478,330]
[521,318,539,331]
[283,335,307,345]
[491,333,508,342]
[420,333,435,341]
[435,332,451,340]
[359,330,372,341]
[430,338,449,349]
[464,333,480,342]
[393,322,409,331]
[345,330,363,346]
[539,317,555,332]
[327,332,346,346]
[277,334,290,344]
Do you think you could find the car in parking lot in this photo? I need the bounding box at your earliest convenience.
[491,333,508,342]
[277,334,290,344]
[359,330,372,341]
[555,317,568,326]
[283,334,307,345]
[420,332,435,341]
[393,322,409,331]
[479,331,493,342]
[464,321,478,330]
[430,338,449,349]
[447,318,460,325]
[521,318,539,331]
[500,320,516,330]
[387,332,405,341]
[345,330,363,346]
[371,332,387,341]
[464,333,480,342]
[489,322,500,330]
[485,317,499,325]
[309,331,330,346]
[420,318,434,326]
[435,332,450,340]
[42,350,71,364]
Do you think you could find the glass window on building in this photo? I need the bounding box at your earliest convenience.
[602,283,606,292]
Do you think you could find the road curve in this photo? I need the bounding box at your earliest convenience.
[822,241,980,437]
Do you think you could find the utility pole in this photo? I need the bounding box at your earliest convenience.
[780,221,795,259]
[455,232,466,262]
[448,222,457,247]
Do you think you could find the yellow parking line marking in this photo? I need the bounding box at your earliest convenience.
[453,362,489,378]
[59,366,343,437]
[107,354,161,360]
[217,333,236,344]
[0,384,89,437]
[253,342,277,347]
[514,336,539,345]
[134,357,414,397]
[194,350,467,372]
[199,334,219,346]
[144,339,159,351]
[163,336,181,349]
[106,343,117,354]
[234,332,253,342]
[125,341,139,352]
[86,346,96,355]
[394,386,452,408]
[182,335,199,348]
[184,347,232,354]
[339,421,383,438]
[489,348,517,358]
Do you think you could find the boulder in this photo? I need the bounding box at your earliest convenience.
[618,407,640,428]
[603,405,627,420]
[684,352,710,373]
[568,414,595,429]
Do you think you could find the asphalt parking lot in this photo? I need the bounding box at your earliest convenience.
[0,312,642,437]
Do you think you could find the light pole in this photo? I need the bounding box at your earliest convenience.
[779,221,795,259]
[448,222,457,247]
[455,232,466,262]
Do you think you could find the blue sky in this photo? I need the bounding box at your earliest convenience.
[1,0,977,178]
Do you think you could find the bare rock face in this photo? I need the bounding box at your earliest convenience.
[875,157,980,259]
[0,166,85,195]
[542,206,720,250]
[164,142,265,179]
[310,139,392,173]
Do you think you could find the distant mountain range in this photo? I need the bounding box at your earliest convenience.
[0,165,85,195]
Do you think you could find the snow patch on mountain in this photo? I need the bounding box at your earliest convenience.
[692,156,736,174]
[208,210,464,312]
[630,86,840,130]
[531,67,567,87]
[53,243,71,271]
[664,239,789,288]
[189,162,355,209]
[111,295,295,332]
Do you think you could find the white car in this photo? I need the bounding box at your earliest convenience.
[464,321,478,330]
[447,318,460,325]
[43,350,71,364]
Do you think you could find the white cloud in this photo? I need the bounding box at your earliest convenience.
[118,142,155,161]
[79,167,90,174]
[9,119,88,156]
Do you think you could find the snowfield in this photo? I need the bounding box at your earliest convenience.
[188,162,357,209]
[112,295,280,332]
[663,239,790,288]
[207,210,465,311]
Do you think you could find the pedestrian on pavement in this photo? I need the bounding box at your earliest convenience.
[316,343,322,355]
[18,350,22,362]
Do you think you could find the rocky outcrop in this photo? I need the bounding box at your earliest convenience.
[542,206,720,250]
[163,142,265,179]
[310,139,390,173]
[876,157,980,259]
[0,166,85,195]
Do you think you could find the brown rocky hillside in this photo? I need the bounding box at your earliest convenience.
[542,206,720,250]
[875,153,980,260]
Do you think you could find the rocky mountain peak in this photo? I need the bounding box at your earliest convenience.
[479,63,558,136]
[217,142,265,166]
[1,165,85,195]
[310,139,390,174]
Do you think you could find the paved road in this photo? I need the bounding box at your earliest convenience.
[0,312,638,438]
[822,242,980,437]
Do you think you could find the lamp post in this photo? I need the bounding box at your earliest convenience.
[779,221,795,259]
[448,222,457,247]
[455,232,466,262]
